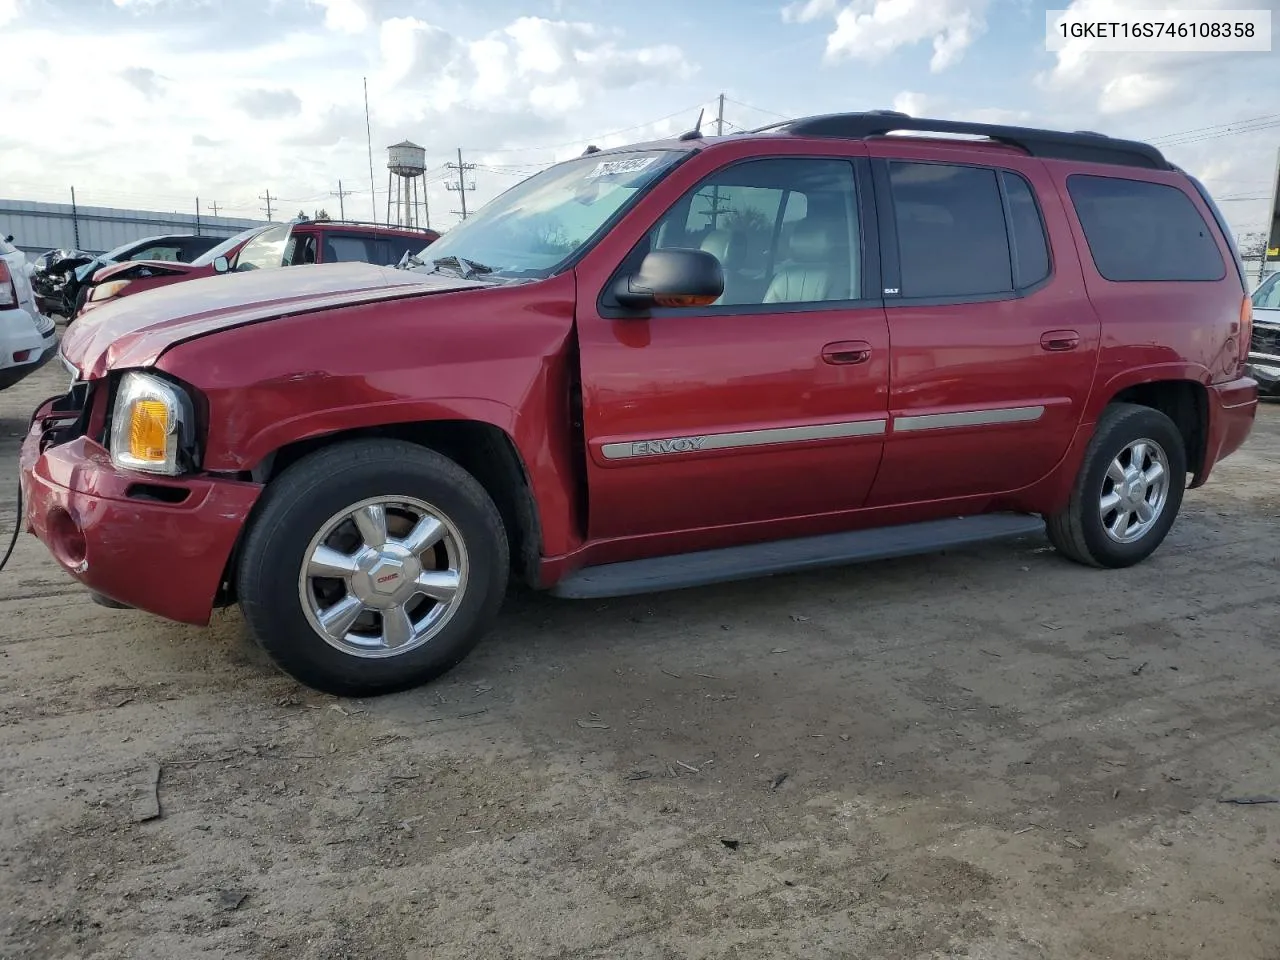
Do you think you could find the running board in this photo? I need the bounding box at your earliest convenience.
[549,513,1046,600]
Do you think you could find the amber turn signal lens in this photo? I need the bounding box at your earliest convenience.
[1239,294,1253,365]
[654,294,719,307]
[129,399,172,462]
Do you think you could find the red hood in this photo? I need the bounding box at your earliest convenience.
[62,262,489,380]
[93,258,198,283]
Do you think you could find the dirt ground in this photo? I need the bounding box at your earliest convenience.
[1,355,1278,960]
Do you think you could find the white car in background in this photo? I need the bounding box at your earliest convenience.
[0,234,57,391]
[1248,271,1280,399]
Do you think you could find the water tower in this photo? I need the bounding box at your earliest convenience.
[387,140,430,229]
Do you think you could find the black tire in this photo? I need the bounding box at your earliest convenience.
[1045,402,1187,569]
[236,439,509,697]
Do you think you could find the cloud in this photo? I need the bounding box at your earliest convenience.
[786,0,989,72]
[120,66,167,98]
[311,0,368,33]
[0,0,19,29]
[235,87,304,119]
[191,134,224,147]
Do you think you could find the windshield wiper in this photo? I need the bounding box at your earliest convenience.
[429,255,495,280]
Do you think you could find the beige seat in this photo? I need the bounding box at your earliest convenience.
[762,220,850,304]
[699,229,742,304]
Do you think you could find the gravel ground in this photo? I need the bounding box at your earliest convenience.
[1,353,1278,960]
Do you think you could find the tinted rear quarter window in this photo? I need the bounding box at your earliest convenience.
[1066,174,1224,282]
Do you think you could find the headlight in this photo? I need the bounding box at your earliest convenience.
[91,279,131,301]
[109,372,196,476]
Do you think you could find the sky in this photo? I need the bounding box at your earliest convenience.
[0,0,1278,239]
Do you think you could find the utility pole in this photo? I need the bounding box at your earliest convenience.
[195,196,202,236]
[209,201,221,217]
[445,148,476,220]
[69,186,81,249]
[331,179,354,220]
[259,189,275,221]
[716,92,725,137]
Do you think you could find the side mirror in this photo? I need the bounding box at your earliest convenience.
[212,255,230,274]
[614,248,723,310]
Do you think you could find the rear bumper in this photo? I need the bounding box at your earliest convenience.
[1193,375,1259,487]
[21,403,262,625]
[0,306,57,390]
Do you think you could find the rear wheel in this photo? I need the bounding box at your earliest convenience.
[236,439,509,696]
[1046,403,1187,569]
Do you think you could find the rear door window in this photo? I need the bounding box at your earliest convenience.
[322,234,377,263]
[887,161,1013,298]
[1066,175,1225,282]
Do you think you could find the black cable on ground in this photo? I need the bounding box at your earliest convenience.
[0,475,20,573]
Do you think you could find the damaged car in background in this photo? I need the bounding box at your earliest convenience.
[1247,271,1280,397]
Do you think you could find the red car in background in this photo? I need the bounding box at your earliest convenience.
[75,219,439,320]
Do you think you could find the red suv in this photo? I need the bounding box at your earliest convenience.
[23,111,1258,697]
[76,219,439,317]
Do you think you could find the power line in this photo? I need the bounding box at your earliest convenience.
[722,96,792,122]
[445,148,476,219]
[330,180,355,219]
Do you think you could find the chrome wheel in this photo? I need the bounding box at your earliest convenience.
[1099,438,1169,545]
[298,496,469,659]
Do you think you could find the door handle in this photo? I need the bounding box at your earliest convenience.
[822,340,872,365]
[1040,330,1080,352]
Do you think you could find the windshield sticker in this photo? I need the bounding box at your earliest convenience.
[585,156,659,180]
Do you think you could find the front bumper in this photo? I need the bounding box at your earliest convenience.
[1246,358,1279,397]
[21,393,263,625]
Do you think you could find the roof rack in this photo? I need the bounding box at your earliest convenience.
[755,111,1171,171]
[301,219,437,232]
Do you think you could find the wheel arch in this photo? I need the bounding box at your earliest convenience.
[1091,362,1212,479]
[215,419,543,606]
[1102,378,1209,485]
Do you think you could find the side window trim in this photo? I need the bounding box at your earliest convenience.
[871,157,1055,308]
[997,169,1054,290]
[597,154,882,319]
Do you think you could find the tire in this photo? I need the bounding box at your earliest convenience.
[1045,403,1187,569]
[236,438,509,697]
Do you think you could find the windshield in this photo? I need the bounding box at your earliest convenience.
[1252,271,1280,310]
[191,225,274,267]
[409,150,686,279]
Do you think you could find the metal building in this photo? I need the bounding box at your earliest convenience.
[0,197,264,260]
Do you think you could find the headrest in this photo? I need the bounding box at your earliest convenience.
[699,229,731,262]
[788,220,831,262]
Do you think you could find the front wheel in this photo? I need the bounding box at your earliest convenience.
[1045,403,1187,569]
[236,439,509,696]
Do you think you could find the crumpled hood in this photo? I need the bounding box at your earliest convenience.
[92,258,197,283]
[61,262,487,380]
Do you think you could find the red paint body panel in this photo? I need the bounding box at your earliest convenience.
[21,127,1262,629]
[19,428,261,624]
[62,263,481,380]
[862,141,1101,506]
[158,272,586,559]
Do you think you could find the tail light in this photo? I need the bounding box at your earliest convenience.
[0,261,16,309]
[1240,294,1253,367]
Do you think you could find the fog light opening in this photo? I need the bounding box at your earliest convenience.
[47,507,87,568]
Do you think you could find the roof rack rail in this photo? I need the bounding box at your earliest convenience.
[760,111,1171,170]
[304,219,437,232]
